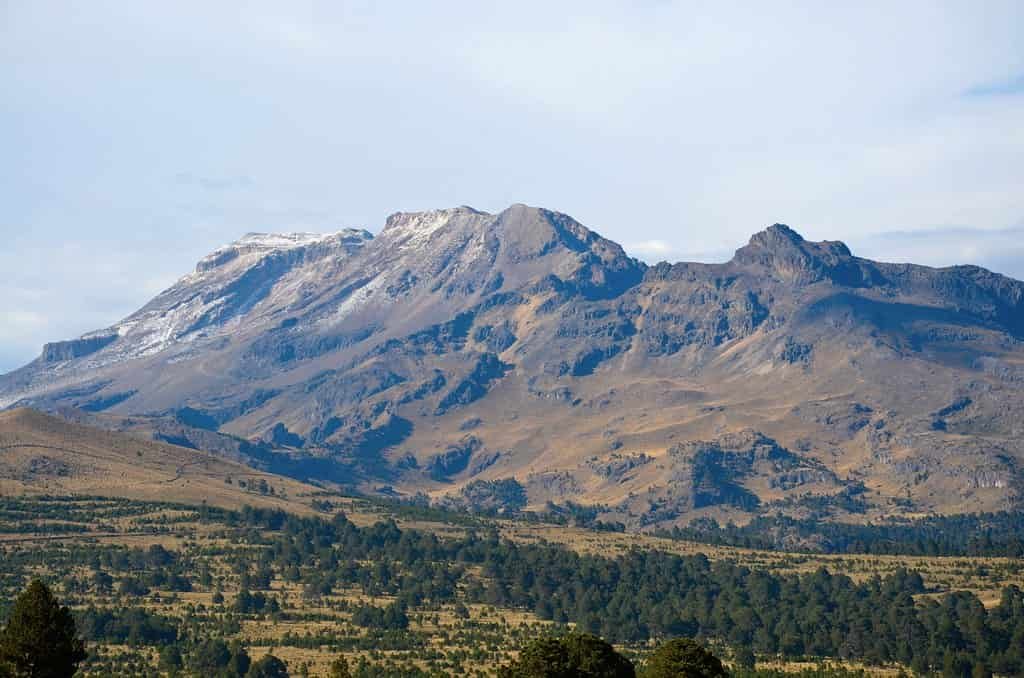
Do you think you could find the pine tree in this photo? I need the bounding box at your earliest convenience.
[249,654,289,678]
[328,656,352,678]
[0,580,87,678]
[640,638,727,678]
[499,633,634,678]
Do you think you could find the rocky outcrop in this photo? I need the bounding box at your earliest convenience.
[668,430,840,510]
[41,333,118,363]
[439,478,528,514]
[427,436,483,480]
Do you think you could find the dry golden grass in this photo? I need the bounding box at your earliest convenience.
[755,659,905,676]
[0,408,335,515]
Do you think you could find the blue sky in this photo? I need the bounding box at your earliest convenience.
[1,1,1023,373]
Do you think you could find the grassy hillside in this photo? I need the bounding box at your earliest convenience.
[0,408,328,515]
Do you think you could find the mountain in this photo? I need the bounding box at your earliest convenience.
[3,204,1023,528]
[0,408,324,514]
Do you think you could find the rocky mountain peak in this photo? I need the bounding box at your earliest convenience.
[378,207,490,246]
[741,223,852,259]
[378,204,616,251]
[377,204,593,252]
[759,222,805,243]
[368,204,644,300]
[494,204,604,256]
[733,224,865,286]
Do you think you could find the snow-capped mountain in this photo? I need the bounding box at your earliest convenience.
[3,204,1024,526]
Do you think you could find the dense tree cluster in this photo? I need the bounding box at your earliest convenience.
[351,602,410,630]
[232,590,281,615]
[667,512,1024,557]
[77,606,177,645]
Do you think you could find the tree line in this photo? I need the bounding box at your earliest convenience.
[662,512,1024,557]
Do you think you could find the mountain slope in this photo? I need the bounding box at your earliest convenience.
[0,408,328,513]
[2,205,1023,527]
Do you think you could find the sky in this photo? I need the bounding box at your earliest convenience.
[1,1,1023,374]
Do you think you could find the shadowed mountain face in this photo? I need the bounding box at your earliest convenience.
[3,205,1024,527]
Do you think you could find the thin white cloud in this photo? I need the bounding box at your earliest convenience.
[626,240,674,259]
[964,73,1024,97]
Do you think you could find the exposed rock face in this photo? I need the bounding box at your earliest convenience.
[41,334,119,363]
[3,204,1024,527]
[427,436,482,481]
[618,431,843,524]
[733,224,879,287]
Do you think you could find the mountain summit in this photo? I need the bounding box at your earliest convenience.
[3,205,1023,527]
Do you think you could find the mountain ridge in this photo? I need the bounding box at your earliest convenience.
[3,204,1023,529]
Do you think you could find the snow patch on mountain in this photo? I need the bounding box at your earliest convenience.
[321,274,386,327]
[382,208,488,250]
[194,229,372,274]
